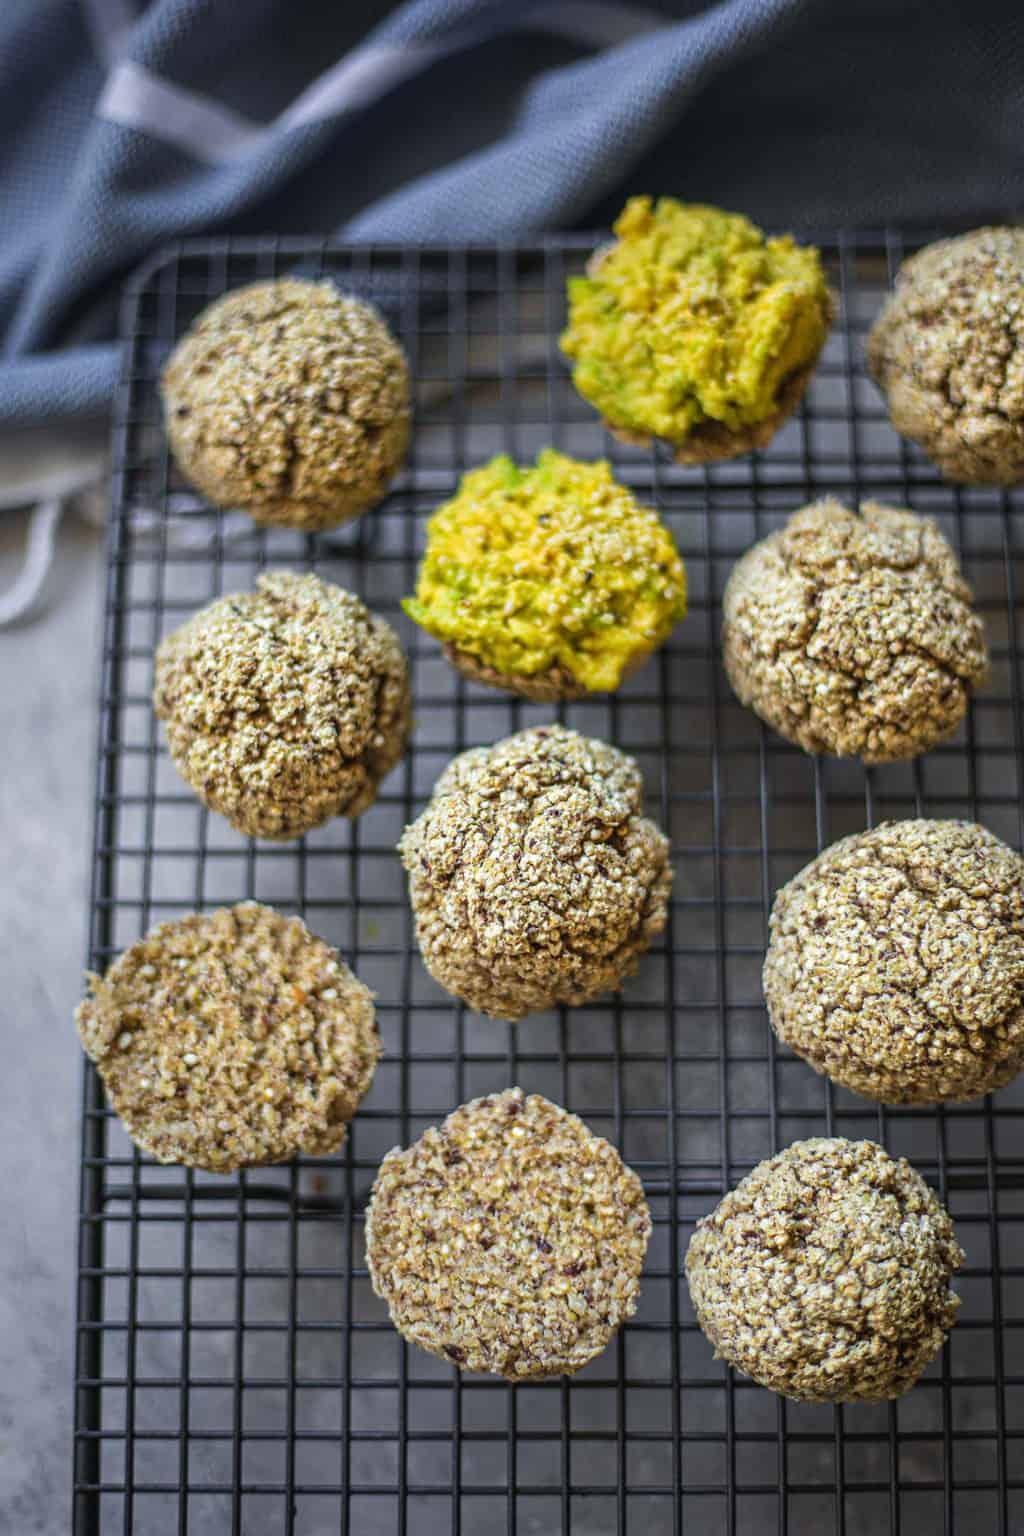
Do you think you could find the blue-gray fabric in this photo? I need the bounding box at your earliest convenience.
[3,0,1022,428]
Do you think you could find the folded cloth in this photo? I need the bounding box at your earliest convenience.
[3,0,1022,435]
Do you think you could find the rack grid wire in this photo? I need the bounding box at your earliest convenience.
[74,233,1024,1536]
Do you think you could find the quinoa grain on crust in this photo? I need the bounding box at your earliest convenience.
[686,1138,963,1402]
[75,903,380,1171]
[365,1089,651,1378]
[868,228,1024,484]
[722,497,988,762]
[161,278,409,530]
[398,725,672,1019]
[764,820,1024,1105]
[154,570,410,840]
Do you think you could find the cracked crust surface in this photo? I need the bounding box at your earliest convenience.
[154,570,410,840]
[161,279,410,529]
[76,902,380,1171]
[763,819,1024,1105]
[721,497,989,762]
[398,725,671,1020]
[365,1088,651,1378]
[686,1138,963,1402]
[867,227,1024,484]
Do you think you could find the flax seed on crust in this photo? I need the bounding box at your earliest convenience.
[365,1089,651,1378]
[398,724,672,1020]
[764,819,1024,1105]
[722,497,988,762]
[686,1137,963,1402]
[161,279,409,530]
[868,227,1024,485]
[75,902,380,1172]
[153,570,410,841]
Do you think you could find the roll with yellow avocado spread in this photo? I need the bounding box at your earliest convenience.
[403,450,687,700]
[561,198,834,464]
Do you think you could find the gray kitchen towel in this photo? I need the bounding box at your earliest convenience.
[3,0,1023,620]
[4,0,1023,434]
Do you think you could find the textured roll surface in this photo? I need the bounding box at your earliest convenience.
[76,903,380,1171]
[722,497,988,762]
[154,570,410,840]
[686,1138,963,1402]
[365,1089,651,1378]
[868,228,1024,484]
[161,278,409,529]
[764,819,1024,1104]
[398,724,672,1019]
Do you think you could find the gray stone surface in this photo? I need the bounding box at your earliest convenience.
[0,509,105,1534]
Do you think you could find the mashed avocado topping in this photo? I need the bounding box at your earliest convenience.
[403,450,687,692]
[561,197,830,443]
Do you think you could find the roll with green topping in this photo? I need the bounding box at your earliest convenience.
[403,449,687,699]
[561,198,834,464]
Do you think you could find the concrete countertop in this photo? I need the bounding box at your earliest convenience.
[0,509,105,1534]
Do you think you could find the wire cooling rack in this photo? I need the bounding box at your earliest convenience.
[75,233,1024,1536]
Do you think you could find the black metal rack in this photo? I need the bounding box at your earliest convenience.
[75,234,1024,1535]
